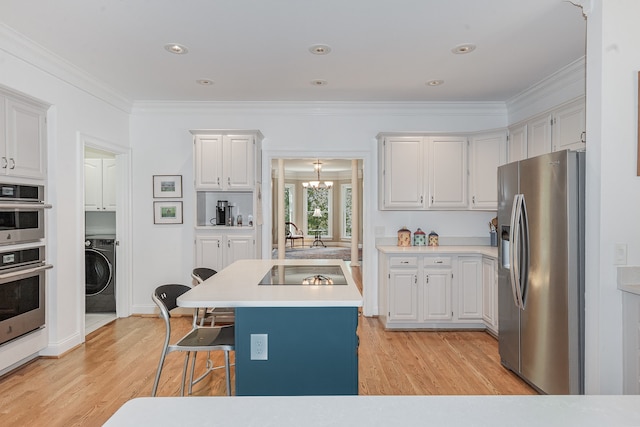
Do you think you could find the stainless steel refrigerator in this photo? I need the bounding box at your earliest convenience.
[497,150,585,394]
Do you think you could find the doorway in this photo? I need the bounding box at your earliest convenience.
[80,134,132,337]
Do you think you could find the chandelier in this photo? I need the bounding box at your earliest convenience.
[302,159,333,189]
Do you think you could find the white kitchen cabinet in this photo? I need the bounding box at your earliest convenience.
[482,257,498,335]
[422,257,453,321]
[552,97,586,152]
[195,232,255,272]
[428,136,468,209]
[2,96,47,180]
[457,256,482,320]
[388,258,419,321]
[469,131,507,210]
[378,134,467,210]
[527,113,552,158]
[84,158,116,211]
[379,136,425,209]
[194,132,257,191]
[507,123,527,163]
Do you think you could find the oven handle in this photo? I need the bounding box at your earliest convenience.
[0,203,52,209]
[0,263,53,280]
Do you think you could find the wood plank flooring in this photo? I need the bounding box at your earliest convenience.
[0,267,534,426]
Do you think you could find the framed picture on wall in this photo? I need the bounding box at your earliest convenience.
[154,201,183,224]
[153,175,182,198]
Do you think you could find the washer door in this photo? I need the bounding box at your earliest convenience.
[85,249,113,296]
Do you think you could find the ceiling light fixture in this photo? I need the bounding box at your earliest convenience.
[426,80,444,86]
[302,160,333,189]
[196,79,214,86]
[451,43,476,54]
[309,44,332,55]
[164,43,189,54]
[310,79,328,86]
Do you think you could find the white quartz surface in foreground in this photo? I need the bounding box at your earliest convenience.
[177,259,363,308]
[105,395,640,427]
[377,244,498,258]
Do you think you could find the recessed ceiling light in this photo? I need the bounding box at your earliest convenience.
[426,80,444,87]
[309,44,332,55]
[196,79,214,86]
[164,43,189,54]
[311,80,328,86]
[451,43,476,54]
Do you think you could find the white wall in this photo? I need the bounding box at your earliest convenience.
[0,26,130,356]
[130,102,515,315]
[583,0,640,394]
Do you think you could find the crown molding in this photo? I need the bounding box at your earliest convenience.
[0,24,132,113]
[132,100,507,118]
[506,56,586,124]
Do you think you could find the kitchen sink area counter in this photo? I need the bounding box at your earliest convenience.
[178,259,362,396]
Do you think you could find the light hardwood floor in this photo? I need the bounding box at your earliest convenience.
[0,267,534,426]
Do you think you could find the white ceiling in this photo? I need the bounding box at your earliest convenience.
[0,0,586,103]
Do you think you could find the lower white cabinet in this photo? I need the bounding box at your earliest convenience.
[458,256,482,320]
[380,251,496,330]
[482,257,499,335]
[422,257,453,321]
[195,232,255,272]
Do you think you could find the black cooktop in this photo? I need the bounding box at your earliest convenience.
[259,265,348,285]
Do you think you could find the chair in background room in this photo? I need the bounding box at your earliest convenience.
[285,222,304,248]
[151,284,235,396]
[191,267,235,326]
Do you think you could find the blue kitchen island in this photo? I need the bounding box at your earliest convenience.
[177,259,363,396]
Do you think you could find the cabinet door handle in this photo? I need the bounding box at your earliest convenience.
[420,195,423,204]
[228,241,231,248]
[580,131,586,143]
[9,158,15,169]
[217,241,220,248]
[414,275,417,284]
[1,157,7,169]
[472,196,475,204]
[227,177,231,185]
[431,196,434,204]
[435,260,443,264]
[217,177,220,186]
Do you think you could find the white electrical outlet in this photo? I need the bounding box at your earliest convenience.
[250,334,268,360]
[614,243,627,265]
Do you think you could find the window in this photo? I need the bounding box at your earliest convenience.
[284,184,294,223]
[304,186,332,237]
[341,184,352,239]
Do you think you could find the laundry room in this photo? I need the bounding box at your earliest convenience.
[84,147,117,334]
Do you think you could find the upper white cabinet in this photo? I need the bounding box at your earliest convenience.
[509,96,586,162]
[469,131,507,210]
[552,97,586,152]
[428,136,468,209]
[527,113,553,158]
[194,132,258,191]
[85,158,116,211]
[380,136,425,209]
[378,134,469,210]
[1,95,47,180]
[507,123,527,163]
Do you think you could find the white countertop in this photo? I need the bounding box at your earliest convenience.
[617,266,640,296]
[105,395,640,427]
[377,244,498,258]
[177,259,363,308]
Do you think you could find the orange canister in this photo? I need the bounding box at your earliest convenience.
[397,227,412,247]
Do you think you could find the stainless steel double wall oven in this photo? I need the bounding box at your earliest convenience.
[0,182,52,346]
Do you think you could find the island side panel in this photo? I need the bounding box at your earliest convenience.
[235,306,359,396]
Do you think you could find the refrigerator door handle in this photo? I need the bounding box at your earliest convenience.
[512,194,526,310]
[509,194,521,308]
[519,194,530,308]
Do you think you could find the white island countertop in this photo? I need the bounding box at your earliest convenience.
[377,244,498,258]
[177,259,363,308]
[105,395,640,427]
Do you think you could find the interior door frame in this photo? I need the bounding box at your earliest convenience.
[262,149,375,316]
[78,132,132,338]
